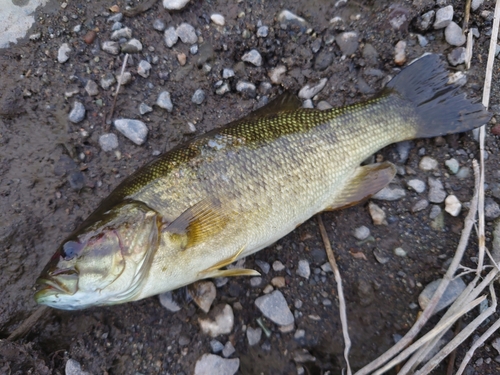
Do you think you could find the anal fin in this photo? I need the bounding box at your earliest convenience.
[324,161,396,211]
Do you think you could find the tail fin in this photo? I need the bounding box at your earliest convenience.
[386,54,491,138]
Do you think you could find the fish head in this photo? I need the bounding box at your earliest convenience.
[35,201,161,310]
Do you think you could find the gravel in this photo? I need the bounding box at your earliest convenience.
[372,186,406,201]
[153,19,165,31]
[110,27,132,40]
[65,359,91,375]
[222,68,235,78]
[278,10,307,26]
[114,119,148,145]
[255,290,294,326]
[198,304,234,337]
[418,277,466,313]
[246,327,262,346]
[194,354,239,375]
[210,14,225,26]
[335,31,359,55]
[122,38,142,53]
[412,199,429,213]
[445,195,462,216]
[57,43,71,63]
[445,22,466,46]
[164,27,178,47]
[448,47,466,66]
[190,281,216,313]
[434,5,453,29]
[298,78,327,99]
[100,73,116,90]
[98,133,118,152]
[419,156,438,171]
[408,179,426,193]
[137,60,152,78]
[156,91,173,112]
[485,199,500,220]
[158,291,181,312]
[68,101,85,123]
[255,260,270,274]
[369,201,387,225]
[85,80,99,96]
[236,81,256,97]
[163,0,190,10]
[296,260,310,279]
[394,40,406,65]
[176,23,197,44]
[241,49,262,66]
[428,177,446,203]
[272,260,285,271]
[102,40,120,55]
[257,26,269,37]
[222,341,235,358]
[139,102,153,115]
[353,226,370,240]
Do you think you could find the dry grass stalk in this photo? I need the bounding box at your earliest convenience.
[108,53,129,123]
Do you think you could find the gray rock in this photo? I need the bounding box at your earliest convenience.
[257,26,269,37]
[101,73,116,90]
[417,34,428,47]
[176,23,197,44]
[189,281,216,313]
[418,277,466,313]
[296,260,310,279]
[222,68,235,78]
[137,60,152,78]
[415,10,435,31]
[58,43,71,63]
[163,0,190,10]
[190,44,199,55]
[65,359,91,375]
[314,51,334,71]
[107,13,123,23]
[362,43,379,64]
[302,99,314,108]
[198,304,234,337]
[158,291,181,312]
[121,38,142,53]
[485,198,500,220]
[434,5,453,29]
[250,277,262,287]
[210,339,224,352]
[269,65,286,84]
[448,47,466,66]
[222,341,235,357]
[85,80,99,96]
[445,195,462,216]
[241,49,262,66]
[139,102,153,115]
[272,260,285,271]
[353,226,370,240]
[110,27,132,40]
[255,290,294,326]
[69,101,85,123]
[156,91,173,112]
[396,141,412,163]
[428,177,446,203]
[408,179,426,193]
[372,186,406,201]
[246,327,262,346]
[277,10,307,26]
[445,158,460,174]
[192,89,206,104]
[255,260,270,274]
[210,14,225,26]
[99,133,118,152]
[471,0,484,12]
[419,156,438,171]
[236,81,256,97]
[164,27,178,47]
[394,247,406,257]
[456,167,471,180]
[215,82,230,95]
[298,78,327,99]
[153,19,165,31]
[114,119,148,145]
[445,22,466,46]
[335,31,358,55]
[412,199,429,213]
[430,205,442,219]
[317,101,332,110]
[369,201,387,225]
[111,22,122,31]
[102,41,120,55]
[194,354,239,375]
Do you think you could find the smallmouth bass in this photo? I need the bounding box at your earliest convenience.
[35,55,491,309]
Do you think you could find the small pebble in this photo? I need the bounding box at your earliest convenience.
[99,133,118,152]
[302,100,313,109]
[298,78,327,99]
[114,119,148,145]
[445,22,466,46]
[153,19,166,31]
[277,10,307,26]
[353,226,370,240]
[83,30,97,44]
[434,5,454,29]
[189,281,216,313]
[255,290,294,326]
[222,68,235,78]
[415,10,435,31]
[369,202,387,225]
[448,47,466,66]
[222,341,235,358]
[272,260,285,271]
[210,340,224,353]
[192,89,206,104]
[394,247,407,257]
[418,277,466,313]
[121,38,142,53]
[419,156,438,171]
[241,49,262,66]
[158,291,181,312]
[58,43,71,63]
[156,91,173,112]
[296,260,310,279]
[255,260,270,274]
[69,101,85,123]
[236,81,256,97]
[198,304,234,337]
[246,327,262,346]
[107,13,123,23]
[269,65,287,84]
[428,177,446,203]
[335,31,358,55]
[65,359,91,375]
[211,14,225,26]
[116,71,132,85]
[271,276,286,288]
[429,205,442,219]
[85,80,99,96]
[472,0,484,11]
[190,45,198,55]
[194,354,239,375]
[445,195,462,216]
[257,26,269,37]
[164,27,178,48]
[177,52,187,65]
[456,167,471,180]
[250,277,262,287]
[176,23,198,44]
[163,0,190,10]
[445,159,460,174]
[101,73,116,90]
[416,34,428,47]
[139,103,153,115]
[372,186,406,201]
[412,199,429,213]
[394,40,406,66]
[316,101,332,110]
[102,40,120,55]
[137,60,152,78]
[408,179,426,193]
[485,199,500,220]
[110,27,132,40]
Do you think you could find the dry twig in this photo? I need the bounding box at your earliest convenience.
[107,53,129,124]
[6,305,50,341]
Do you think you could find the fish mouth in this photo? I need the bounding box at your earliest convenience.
[35,270,79,303]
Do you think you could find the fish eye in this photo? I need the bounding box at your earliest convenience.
[62,240,84,260]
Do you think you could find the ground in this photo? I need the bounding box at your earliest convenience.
[1,0,500,374]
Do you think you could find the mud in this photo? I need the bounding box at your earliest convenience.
[1,0,500,374]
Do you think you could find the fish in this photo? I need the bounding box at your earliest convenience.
[35,54,491,310]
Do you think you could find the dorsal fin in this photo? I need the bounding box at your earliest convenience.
[241,91,302,122]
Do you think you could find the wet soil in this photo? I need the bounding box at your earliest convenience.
[1,0,500,374]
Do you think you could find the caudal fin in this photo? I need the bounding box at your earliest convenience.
[387,54,491,138]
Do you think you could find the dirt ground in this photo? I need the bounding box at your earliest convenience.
[1,0,500,374]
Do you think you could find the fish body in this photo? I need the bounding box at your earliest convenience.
[35,55,491,310]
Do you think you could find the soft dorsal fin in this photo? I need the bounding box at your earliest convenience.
[240,91,302,122]
[325,162,397,211]
[163,198,228,250]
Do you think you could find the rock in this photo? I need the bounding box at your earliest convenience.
[176,23,197,44]
[430,205,442,219]
[211,14,225,26]
[269,65,287,84]
[189,281,216,313]
[419,156,438,171]
[102,41,120,55]
[246,327,262,346]
[122,38,142,53]
[271,276,286,288]
[434,5,453,29]
[314,51,334,71]
[353,225,370,240]
[99,133,118,152]
[65,359,91,375]
[139,102,153,115]
[255,290,294,326]
[153,19,165,31]
[298,78,327,99]
[296,260,310,279]
[85,80,99,96]
[445,22,466,47]
[394,40,407,66]
[101,73,116,90]
[448,47,466,66]
[394,247,406,257]
[485,198,500,220]
[428,178,446,204]
[416,34,428,47]
[369,202,387,225]
[156,91,173,112]
[215,82,230,95]
[396,141,412,163]
[445,158,460,174]
[335,31,358,55]
[472,0,484,11]
[163,0,190,10]
[192,89,206,104]
[68,171,84,190]
[257,26,269,37]
[408,179,426,193]
[250,277,262,287]
[418,277,466,313]
[372,186,406,201]
[415,10,435,32]
[317,101,332,110]
[362,43,379,64]
[68,101,86,124]
[445,195,462,216]
[111,22,123,32]
[412,199,429,213]
[194,354,239,375]
[241,49,262,66]
[388,6,410,31]
[199,304,234,337]
[114,119,148,145]
[164,27,178,47]
[107,13,123,23]
[58,43,71,63]
[272,260,285,271]
[302,100,313,108]
[277,10,307,26]
[137,60,152,78]
[236,81,256,98]
[158,291,181,312]
[456,167,471,180]
[110,27,132,40]
[222,68,235,79]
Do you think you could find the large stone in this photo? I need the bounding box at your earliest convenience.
[255,290,294,326]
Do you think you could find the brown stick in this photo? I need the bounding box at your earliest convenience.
[6,305,50,341]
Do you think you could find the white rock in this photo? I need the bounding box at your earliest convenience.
[298,78,327,99]
[137,60,152,78]
[163,0,190,10]
[156,91,173,112]
[246,327,262,346]
[65,359,91,375]
[176,23,197,44]
[434,5,454,29]
[58,43,71,63]
[158,291,181,312]
[428,177,446,203]
[255,290,294,326]
[222,68,234,78]
[211,14,225,26]
[418,278,466,313]
[419,156,438,171]
[394,247,407,257]
[164,27,178,48]
[372,186,406,201]
[114,119,148,145]
[269,65,287,84]
[189,281,216,313]
[272,260,285,271]
[241,49,262,66]
[445,195,462,216]
[353,226,370,240]
[102,40,120,55]
[121,38,142,53]
[99,133,118,152]
[445,22,466,47]
[68,101,85,123]
[408,179,426,193]
[194,354,239,375]
[110,27,132,40]
[277,10,306,25]
[471,0,484,12]
[296,260,310,279]
[199,304,234,337]
[368,202,387,225]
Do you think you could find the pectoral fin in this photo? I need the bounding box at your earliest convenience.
[198,245,260,278]
[163,198,229,250]
[324,162,396,211]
